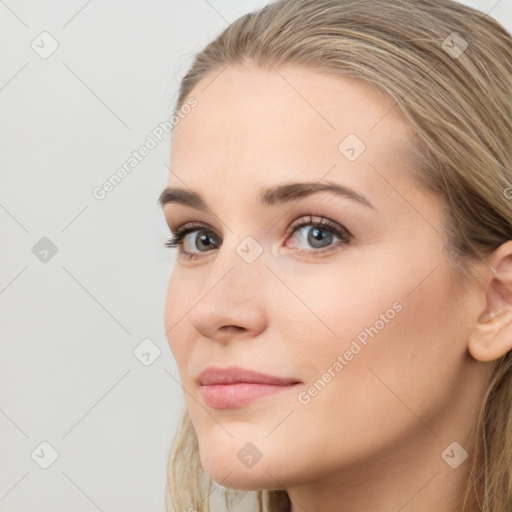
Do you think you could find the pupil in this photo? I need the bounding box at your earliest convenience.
[309,227,332,248]
[197,232,213,250]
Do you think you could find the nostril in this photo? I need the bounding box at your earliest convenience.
[219,325,245,333]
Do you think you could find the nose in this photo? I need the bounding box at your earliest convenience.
[186,262,268,343]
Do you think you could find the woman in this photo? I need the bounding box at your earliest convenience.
[159,0,512,510]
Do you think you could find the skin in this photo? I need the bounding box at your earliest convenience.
[161,63,512,512]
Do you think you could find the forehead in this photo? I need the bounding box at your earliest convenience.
[169,64,415,196]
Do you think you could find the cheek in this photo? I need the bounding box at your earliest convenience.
[288,254,466,438]
[163,272,194,365]
[274,252,408,361]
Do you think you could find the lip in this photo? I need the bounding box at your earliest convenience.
[197,366,301,409]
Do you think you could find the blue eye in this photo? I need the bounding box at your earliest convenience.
[165,222,219,260]
[165,215,352,260]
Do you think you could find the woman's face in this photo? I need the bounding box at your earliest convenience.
[162,64,490,491]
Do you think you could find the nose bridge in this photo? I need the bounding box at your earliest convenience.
[186,233,269,339]
[204,234,268,306]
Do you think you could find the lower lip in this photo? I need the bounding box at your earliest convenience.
[201,383,298,409]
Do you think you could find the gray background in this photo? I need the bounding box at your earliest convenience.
[1,1,511,511]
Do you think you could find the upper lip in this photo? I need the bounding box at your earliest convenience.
[197,366,301,386]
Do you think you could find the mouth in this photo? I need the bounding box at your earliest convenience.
[197,365,302,409]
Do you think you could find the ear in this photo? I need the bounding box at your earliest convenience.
[468,240,512,362]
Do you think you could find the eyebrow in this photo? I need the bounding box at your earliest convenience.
[158,181,375,211]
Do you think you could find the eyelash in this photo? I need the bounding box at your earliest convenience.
[164,215,353,261]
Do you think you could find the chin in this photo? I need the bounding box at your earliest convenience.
[197,437,284,491]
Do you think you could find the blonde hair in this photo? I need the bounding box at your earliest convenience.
[164,1,512,510]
